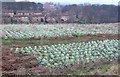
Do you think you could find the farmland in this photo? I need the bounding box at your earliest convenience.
[1,23,118,39]
[1,23,119,75]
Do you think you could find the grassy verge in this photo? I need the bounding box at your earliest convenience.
[2,34,118,47]
[2,38,69,47]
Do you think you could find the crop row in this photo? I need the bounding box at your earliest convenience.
[2,24,118,39]
[15,39,119,67]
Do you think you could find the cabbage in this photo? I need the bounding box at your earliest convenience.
[15,39,119,67]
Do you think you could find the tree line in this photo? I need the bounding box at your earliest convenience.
[2,2,118,24]
[62,4,118,23]
[2,2,43,11]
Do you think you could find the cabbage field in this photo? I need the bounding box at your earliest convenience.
[1,23,118,39]
[15,39,119,67]
[2,23,119,75]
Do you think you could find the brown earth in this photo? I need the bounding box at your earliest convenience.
[27,34,119,41]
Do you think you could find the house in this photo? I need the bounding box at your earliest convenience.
[16,10,32,16]
[32,11,45,23]
[2,9,45,24]
[2,9,80,24]
[2,10,14,16]
[2,10,14,23]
